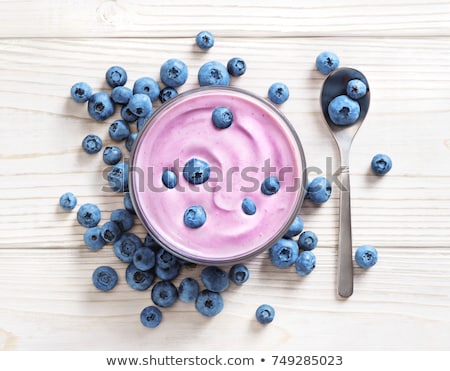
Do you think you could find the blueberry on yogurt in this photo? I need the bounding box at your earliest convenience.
[183,158,210,185]
[241,198,256,215]
[161,169,177,189]
[183,206,207,229]
[261,176,280,195]
[328,95,360,126]
[212,106,233,129]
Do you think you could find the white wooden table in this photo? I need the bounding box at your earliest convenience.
[1,0,450,351]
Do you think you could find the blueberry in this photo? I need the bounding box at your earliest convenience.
[110,208,134,232]
[328,95,360,126]
[151,281,178,308]
[133,247,156,271]
[111,86,133,105]
[269,238,299,268]
[298,230,318,251]
[241,198,256,215]
[105,66,127,88]
[77,203,101,228]
[355,245,378,269]
[92,266,118,291]
[229,264,250,285]
[261,176,280,195]
[126,132,138,152]
[155,261,181,281]
[268,82,289,104]
[156,248,178,269]
[307,176,331,204]
[103,146,122,165]
[82,134,102,154]
[195,290,224,317]
[123,192,136,215]
[108,161,129,193]
[198,61,230,86]
[371,154,392,176]
[255,304,275,324]
[212,106,233,129]
[126,263,155,291]
[160,59,188,88]
[128,93,152,118]
[183,205,207,229]
[133,77,160,103]
[140,306,162,328]
[121,104,138,123]
[178,277,200,303]
[316,51,340,75]
[183,158,210,185]
[109,120,130,142]
[296,251,317,276]
[346,79,367,99]
[101,221,122,243]
[162,169,177,189]
[70,82,92,103]
[195,31,215,50]
[283,215,304,238]
[137,114,151,132]
[83,227,106,250]
[159,87,178,103]
[201,266,229,293]
[59,192,77,211]
[87,92,115,121]
[227,57,246,77]
[113,232,142,262]
[144,233,160,251]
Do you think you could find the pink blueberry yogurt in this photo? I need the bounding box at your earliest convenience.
[130,87,306,264]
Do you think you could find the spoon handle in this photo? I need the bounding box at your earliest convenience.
[337,165,354,298]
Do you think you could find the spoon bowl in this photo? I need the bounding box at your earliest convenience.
[320,67,370,298]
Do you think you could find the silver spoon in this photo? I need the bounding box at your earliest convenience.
[320,67,370,298]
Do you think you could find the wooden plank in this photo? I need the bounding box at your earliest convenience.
[0,247,449,350]
[0,37,449,250]
[0,0,449,38]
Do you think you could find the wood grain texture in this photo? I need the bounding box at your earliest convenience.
[0,0,449,37]
[0,1,450,351]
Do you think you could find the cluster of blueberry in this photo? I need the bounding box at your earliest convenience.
[64,31,291,328]
[316,51,368,126]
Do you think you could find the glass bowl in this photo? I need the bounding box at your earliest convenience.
[129,86,306,265]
